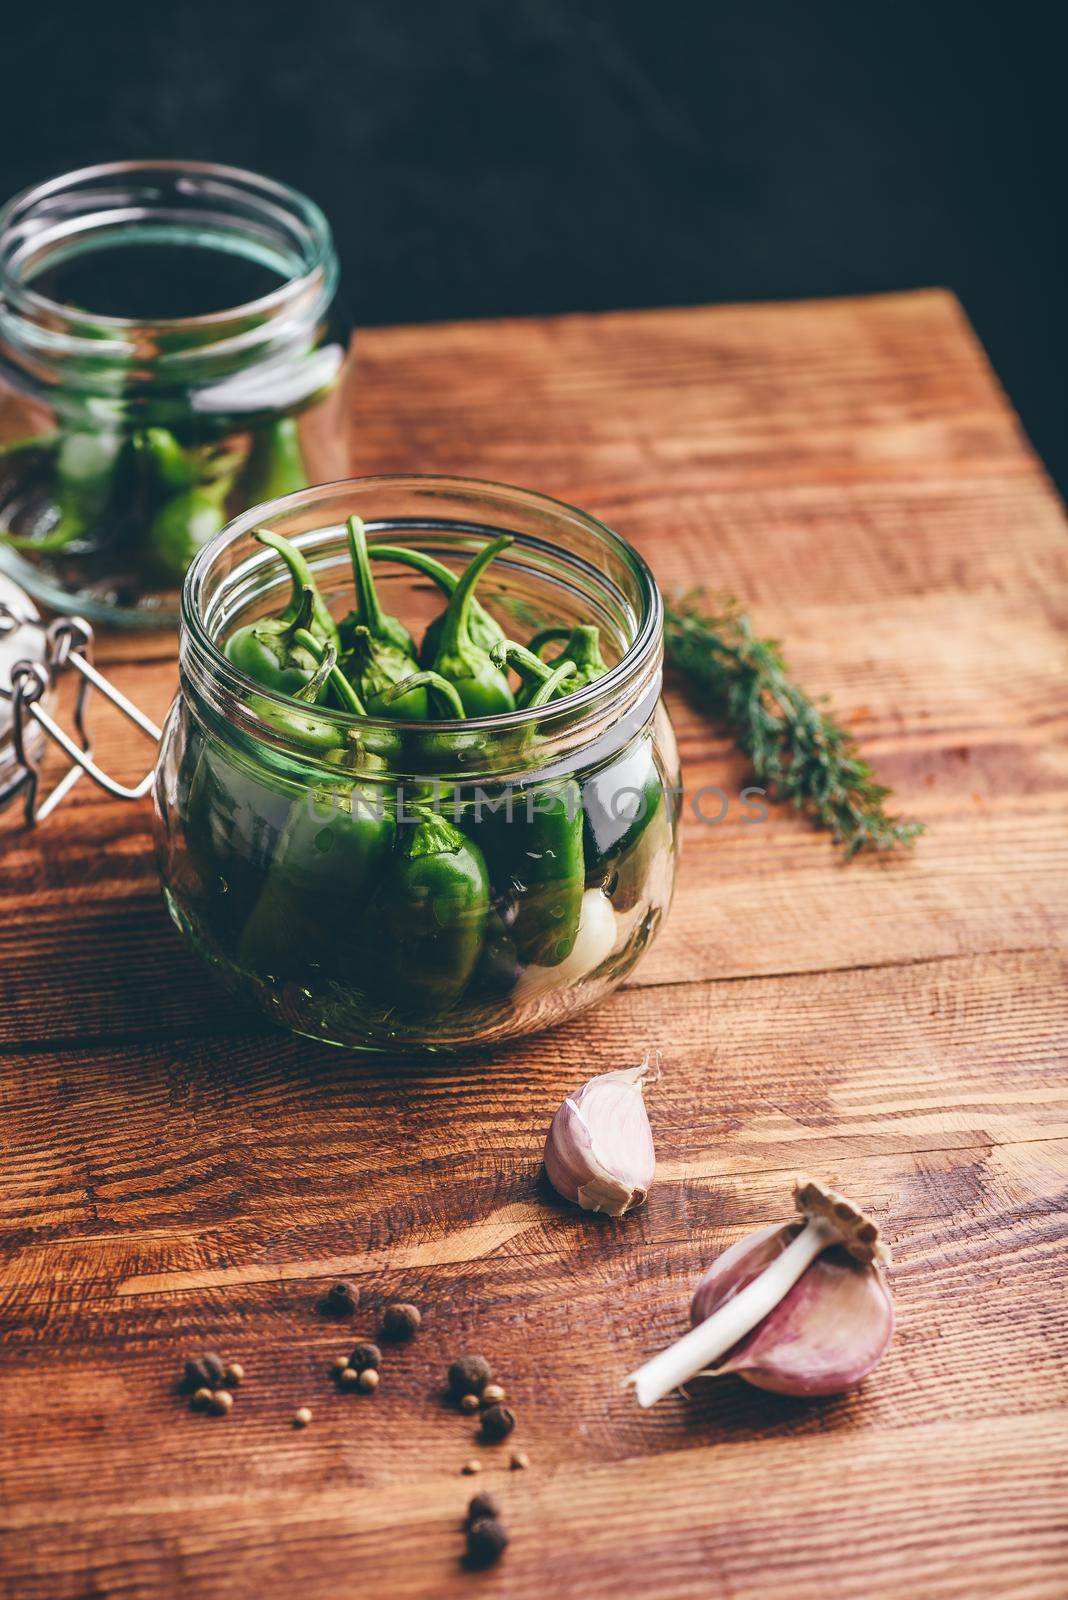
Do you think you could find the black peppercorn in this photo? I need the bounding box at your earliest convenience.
[322,1280,359,1315]
[381,1302,421,1339]
[448,1354,492,1398]
[348,1342,381,1372]
[480,1404,516,1443]
[466,1492,501,1524]
[182,1352,224,1392]
[466,1518,509,1567]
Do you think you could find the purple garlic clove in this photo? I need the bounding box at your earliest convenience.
[544,1056,658,1217]
[690,1223,895,1396]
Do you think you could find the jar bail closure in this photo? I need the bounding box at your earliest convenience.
[0,586,160,824]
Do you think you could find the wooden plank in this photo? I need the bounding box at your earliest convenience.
[1,291,1066,1600]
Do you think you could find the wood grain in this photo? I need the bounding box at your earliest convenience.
[1,290,1066,1600]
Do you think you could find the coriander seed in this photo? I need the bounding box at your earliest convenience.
[190,1386,214,1411]
[481,1383,506,1405]
[480,1404,516,1443]
[461,1459,482,1475]
[466,1517,509,1567]
[381,1302,421,1339]
[332,1355,351,1374]
[293,1407,312,1428]
[340,1367,361,1388]
[357,1367,379,1392]
[509,1451,530,1471]
[349,1342,381,1373]
[209,1390,234,1415]
[224,1362,244,1386]
[448,1354,492,1398]
[460,1393,480,1414]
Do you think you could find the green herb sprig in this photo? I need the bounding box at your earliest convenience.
[664,593,923,859]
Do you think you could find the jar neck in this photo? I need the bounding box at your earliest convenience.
[0,161,340,421]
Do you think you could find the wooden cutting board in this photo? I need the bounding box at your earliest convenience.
[1,291,1065,1600]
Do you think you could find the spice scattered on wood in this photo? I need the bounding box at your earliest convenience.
[182,1352,224,1392]
[224,1362,244,1386]
[448,1355,492,1399]
[466,1517,509,1567]
[509,1451,530,1471]
[461,1460,482,1475]
[466,1492,501,1524]
[322,1279,359,1315]
[209,1390,234,1415]
[293,1407,313,1428]
[339,1367,361,1388]
[480,1383,506,1406]
[381,1302,421,1339]
[332,1355,351,1374]
[190,1387,214,1411]
[480,1404,516,1443]
[349,1342,381,1372]
[357,1368,380,1393]
[459,1393,480,1414]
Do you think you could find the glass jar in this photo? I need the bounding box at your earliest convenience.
[0,161,353,626]
[153,476,680,1051]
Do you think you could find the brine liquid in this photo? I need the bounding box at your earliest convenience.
[30,241,288,321]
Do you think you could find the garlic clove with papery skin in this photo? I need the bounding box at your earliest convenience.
[628,1177,892,1406]
[544,1055,659,1217]
[689,1222,894,1396]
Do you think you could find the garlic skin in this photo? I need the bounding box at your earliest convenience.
[690,1222,894,1396]
[544,1056,658,1217]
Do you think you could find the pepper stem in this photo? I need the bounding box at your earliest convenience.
[382,669,465,719]
[255,527,338,644]
[293,628,367,715]
[627,1220,830,1407]
[527,626,572,657]
[292,640,339,707]
[491,639,552,688]
[526,659,576,709]
[347,515,388,638]
[367,542,459,596]
[435,535,513,660]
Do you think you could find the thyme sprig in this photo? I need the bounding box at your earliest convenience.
[664,593,923,859]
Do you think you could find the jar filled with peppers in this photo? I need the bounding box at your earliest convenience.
[154,477,680,1050]
[0,161,353,625]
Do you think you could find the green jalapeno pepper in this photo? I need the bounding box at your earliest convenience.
[237,776,396,980]
[340,515,416,659]
[429,536,516,717]
[364,542,506,664]
[139,426,201,491]
[144,478,231,585]
[3,429,125,553]
[373,807,490,1015]
[582,734,666,883]
[528,623,609,691]
[344,624,428,719]
[225,584,334,701]
[241,416,310,503]
[469,661,585,967]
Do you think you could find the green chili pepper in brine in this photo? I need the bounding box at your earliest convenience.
[144,478,231,585]
[472,661,585,968]
[237,778,395,980]
[365,543,506,665]
[529,623,609,691]
[374,807,490,1015]
[344,625,428,719]
[139,426,201,491]
[340,515,416,659]
[3,429,125,553]
[429,536,516,717]
[225,583,335,701]
[241,416,310,503]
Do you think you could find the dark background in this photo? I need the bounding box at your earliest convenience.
[5,0,1064,486]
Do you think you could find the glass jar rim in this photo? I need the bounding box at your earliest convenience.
[181,473,664,747]
[0,159,336,343]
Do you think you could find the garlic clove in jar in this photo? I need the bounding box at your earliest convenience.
[544,1055,659,1217]
[689,1221,895,1396]
[515,887,618,1002]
